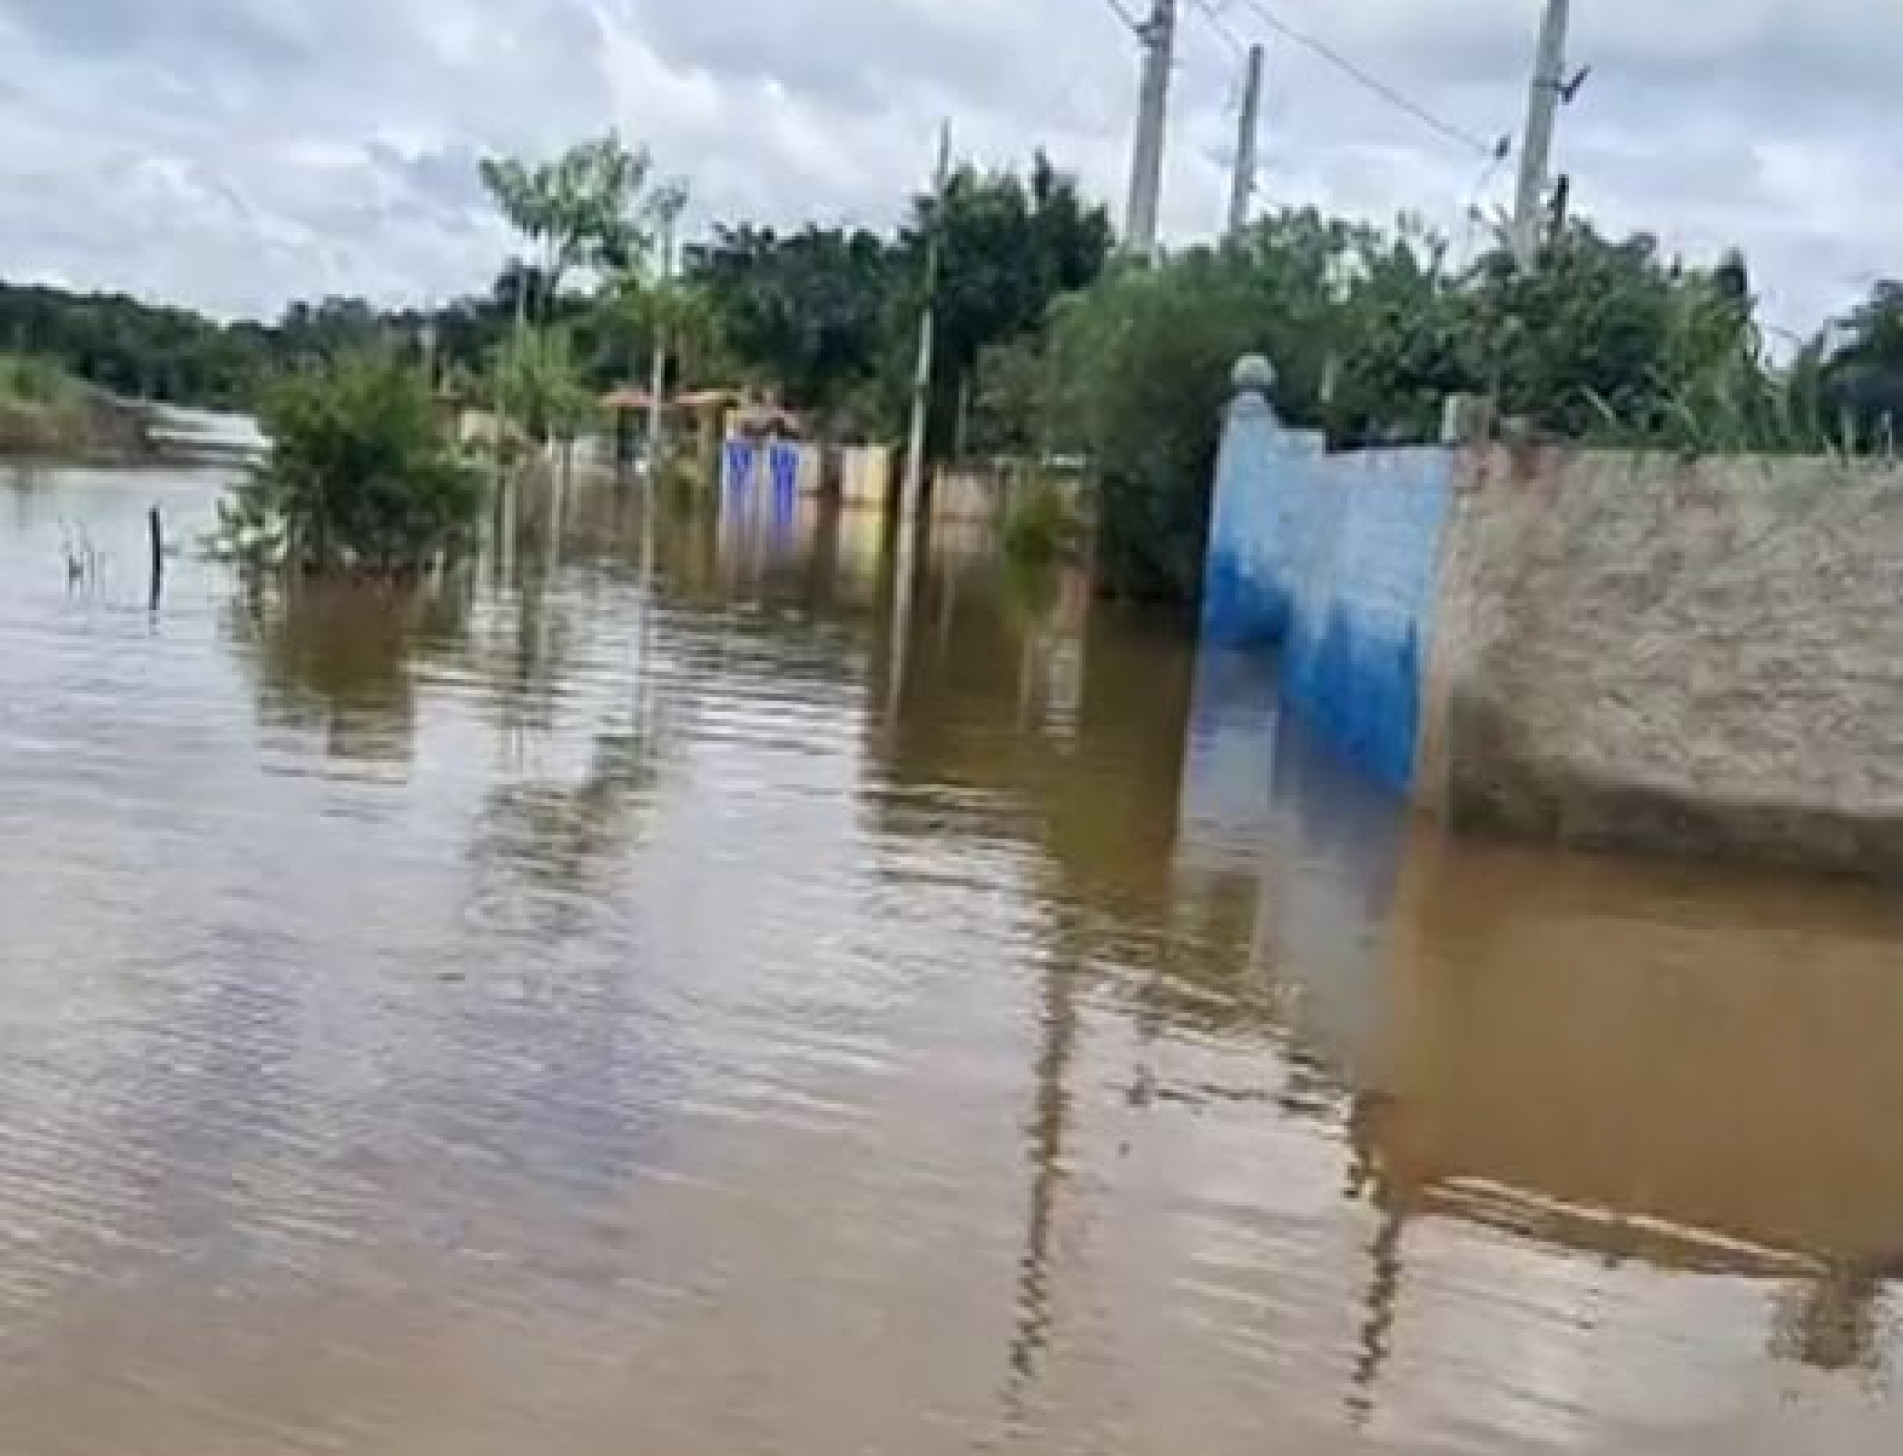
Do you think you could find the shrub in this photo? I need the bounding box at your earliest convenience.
[219,353,482,574]
[1041,255,1270,600]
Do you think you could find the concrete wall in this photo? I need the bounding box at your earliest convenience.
[1201,386,1318,645]
[1202,368,1452,794]
[1203,359,1903,874]
[930,467,1004,524]
[1420,448,1903,874]
[839,445,894,511]
[1281,449,1453,796]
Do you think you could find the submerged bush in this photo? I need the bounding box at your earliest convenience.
[218,353,481,574]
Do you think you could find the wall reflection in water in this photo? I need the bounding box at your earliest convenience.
[1187,632,1903,1435]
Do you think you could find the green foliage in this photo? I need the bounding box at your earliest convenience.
[1315,218,1470,445]
[219,354,481,575]
[477,133,692,465]
[0,351,73,406]
[1814,281,1903,449]
[494,326,595,444]
[1035,208,1858,599]
[679,152,1112,444]
[0,350,156,459]
[597,271,729,391]
[0,281,514,416]
[897,153,1115,449]
[1459,226,1763,446]
[1042,253,1269,600]
[479,132,681,324]
[684,224,897,422]
[1040,211,1448,598]
[968,334,1050,457]
[0,282,266,406]
[0,350,87,456]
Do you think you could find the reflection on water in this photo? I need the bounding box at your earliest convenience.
[3,466,1903,1455]
[231,581,473,769]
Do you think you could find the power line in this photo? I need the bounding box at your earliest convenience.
[1458,145,1513,262]
[1229,0,1501,159]
[1097,0,1142,32]
[1187,0,1248,59]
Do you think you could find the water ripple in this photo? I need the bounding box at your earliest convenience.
[1,472,1901,1455]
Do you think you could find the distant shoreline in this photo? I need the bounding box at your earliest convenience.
[0,388,264,471]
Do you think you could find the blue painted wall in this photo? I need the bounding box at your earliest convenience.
[1201,397,1452,795]
[1201,391,1322,647]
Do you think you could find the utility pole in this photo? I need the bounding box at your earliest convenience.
[1123,0,1177,259]
[492,262,528,495]
[1510,0,1571,270]
[891,121,952,729]
[644,208,676,485]
[1226,42,1265,240]
[901,120,953,525]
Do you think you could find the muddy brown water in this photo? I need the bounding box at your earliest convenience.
[4,465,1903,1455]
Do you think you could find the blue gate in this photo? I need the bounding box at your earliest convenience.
[722,438,759,501]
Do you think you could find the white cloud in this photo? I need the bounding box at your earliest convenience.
[0,0,1893,335]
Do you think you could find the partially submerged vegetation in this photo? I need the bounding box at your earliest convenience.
[209,131,678,580]
[215,354,480,575]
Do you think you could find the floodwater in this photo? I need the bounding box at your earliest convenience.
[3,465,1903,1456]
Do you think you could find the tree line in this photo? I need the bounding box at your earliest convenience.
[0,143,1112,444]
[23,129,1903,593]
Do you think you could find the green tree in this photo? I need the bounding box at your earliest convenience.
[679,152,1112,445]
[968,333,1050,457]
[1041,251,1266,600]
[596,269,730,391]
[479,132,678,326]
[1321,218,1471,445]
[893,152,1114,453]
[684,224,896,419]
[275,297,386,365]
[0,281,271,407]
[1035,207,1807,602]
[1819,280,1903,445]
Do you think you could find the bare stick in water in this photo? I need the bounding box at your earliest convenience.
[148,505,164,611]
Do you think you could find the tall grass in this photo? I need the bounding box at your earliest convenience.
[0,353,72,407]
[0,352,91,456]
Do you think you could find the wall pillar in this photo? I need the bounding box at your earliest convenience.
[1201,354,1289,646]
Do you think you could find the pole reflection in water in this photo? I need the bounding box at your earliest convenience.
[1,464,1902,1455]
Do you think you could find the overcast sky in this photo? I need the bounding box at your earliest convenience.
[0,0,1896,336]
